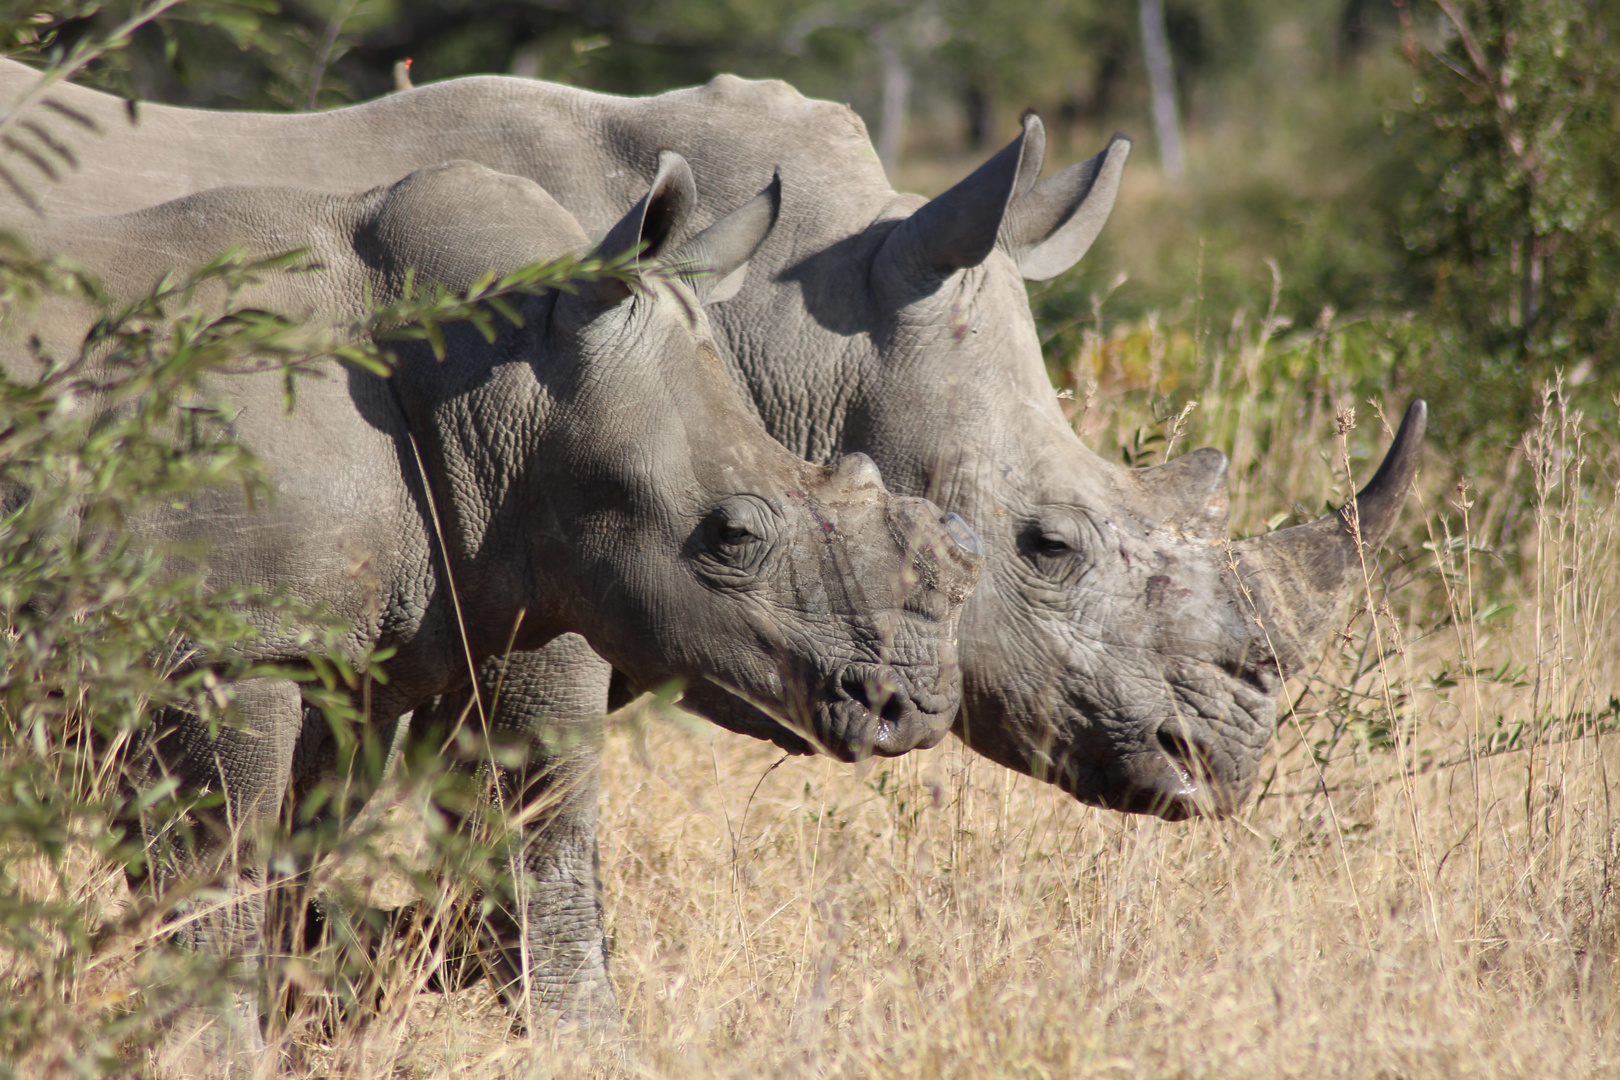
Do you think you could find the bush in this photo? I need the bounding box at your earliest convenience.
[0,238,371,1073]
[1385,0,1620,432]
[0,49,632,1065]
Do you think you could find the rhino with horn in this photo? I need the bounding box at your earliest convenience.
[0,66,1426,1012]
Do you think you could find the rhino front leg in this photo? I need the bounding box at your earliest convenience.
[423,634,617,1029]
[132,676,301,1077]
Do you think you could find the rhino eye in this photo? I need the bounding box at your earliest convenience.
[1019,515,1092,587]
[1024,526,1077,559]
[1034,532,1072,556]
[694,496,778,578]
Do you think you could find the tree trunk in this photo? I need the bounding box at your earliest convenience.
[966,84,997,149]
[875,28,911,179]
[1139,0,1185,179]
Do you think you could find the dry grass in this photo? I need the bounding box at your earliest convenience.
[597,668,1620,1080]
[242,376,1620,1079]
[10,343,1620,1078]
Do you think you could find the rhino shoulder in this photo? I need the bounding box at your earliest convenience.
[356,160,588,292]
[696,73,807,106]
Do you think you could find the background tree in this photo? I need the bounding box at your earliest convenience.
[9,0,1618,446]
[1140,0,1184,178]
[1384,0,1620,432]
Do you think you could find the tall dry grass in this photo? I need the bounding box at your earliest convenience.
[314,322,1620,1076]
[11,310,1620,1079]
[576,342,1618,1079]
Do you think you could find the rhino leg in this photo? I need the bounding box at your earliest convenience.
[129,677,301,1076]
[424,635,618,1030]
[263,703,409,1019]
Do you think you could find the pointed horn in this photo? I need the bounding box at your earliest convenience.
[1232,401,1427,672]
[1347,399,1428,543]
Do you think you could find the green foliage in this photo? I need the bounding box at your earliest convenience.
[12,0,327,109]
[0,247,643,1071]
[1025,0,1617,456]
[0,14,642,1060]
[0,239,637,1072]
[1385,0,1620,431]
[0,237,364,1074]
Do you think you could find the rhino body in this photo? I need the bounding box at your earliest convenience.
[0,64,1424,1020]
[3,155,983,1058]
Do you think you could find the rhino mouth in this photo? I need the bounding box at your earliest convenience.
[683,662,957,761]
[1045,662,1276,820]
[1060,747,1222,822]
[812,662,955,761]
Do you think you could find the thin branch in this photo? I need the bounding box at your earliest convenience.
[1432,0,1494,85]
[0,0,187,149]
[1432,0,1529,162]
[306,0,361,112]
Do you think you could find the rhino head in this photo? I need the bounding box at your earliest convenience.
[488,153,986,761]
[947,401,1424,819]
[807,115,1424,817]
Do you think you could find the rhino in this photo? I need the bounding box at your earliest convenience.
[0,64,1424,1018]
[2,153,983,1059]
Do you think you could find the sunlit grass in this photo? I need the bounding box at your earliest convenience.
[268,320,1619,1077]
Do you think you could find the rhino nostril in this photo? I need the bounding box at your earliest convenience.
[1156,726,1209,783]
[841,672,909,727]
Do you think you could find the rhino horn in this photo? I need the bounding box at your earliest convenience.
[1002,132,1132,281]
[873,113,1043,288]
[579,150,698,305]
[667,169,781,304]
[1135,446,1231,537]
[1232,401,1427,673]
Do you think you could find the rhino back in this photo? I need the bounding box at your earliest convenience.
[3,184,367,329]
[2,65,910,454]
[0,63,887,232]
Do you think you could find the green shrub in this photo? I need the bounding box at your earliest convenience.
[0,238,370,1074]
[0,45,635,1064]
[1384,0,1620,433]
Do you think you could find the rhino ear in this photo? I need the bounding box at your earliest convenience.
[665,170,781,305]
[579,150,698,306]
[1001,134,1130,281]
[873,113,1045,292]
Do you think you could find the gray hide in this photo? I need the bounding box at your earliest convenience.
[2,155,983,1059]
[0,63,1424,1012]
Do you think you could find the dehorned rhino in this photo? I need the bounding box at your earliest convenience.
[0,153,983,1062]
[0,64,1424,1018]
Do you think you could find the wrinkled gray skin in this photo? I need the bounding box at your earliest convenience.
[2,154,983,1062]
[0,63,1424,1021]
